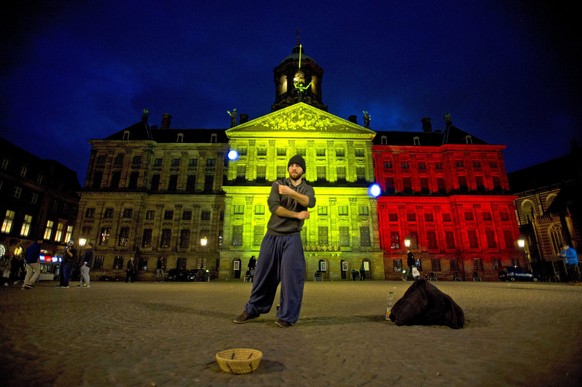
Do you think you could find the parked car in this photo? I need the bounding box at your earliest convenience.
[166,269,190,281]
[499,266,537,282]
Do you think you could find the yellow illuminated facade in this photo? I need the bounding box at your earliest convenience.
[221,102,385,280]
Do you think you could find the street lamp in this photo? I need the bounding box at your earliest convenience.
[404,238,411,248]
[517,238,527,268]
[200,236,208,247]
[79,238,87,248]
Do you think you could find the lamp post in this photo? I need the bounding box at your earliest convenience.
[517,238,527,269]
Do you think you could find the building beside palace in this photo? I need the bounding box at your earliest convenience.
[0,136,80,263]
[508,146,582,281]
[73,43,523,281]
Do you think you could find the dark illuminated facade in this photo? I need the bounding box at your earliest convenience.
[0,136,80,262]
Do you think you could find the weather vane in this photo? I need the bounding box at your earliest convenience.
[293,43,312,98]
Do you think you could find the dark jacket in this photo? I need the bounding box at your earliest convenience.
[83,249,94,267]
[389,279,465,329]
[266,178,316,235]
[25,242,41,264]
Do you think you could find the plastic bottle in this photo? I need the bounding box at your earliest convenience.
[385,291,394,320]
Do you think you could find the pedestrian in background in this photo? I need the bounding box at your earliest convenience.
[561,243,579,283]
[22,238,43,290]
[58,241,76,288]
[79,242,94,288]
[156,256,165,282]
[406,248,416,281]
[126,257,136,283]
[234,155,315,328]
[247,255,257,282]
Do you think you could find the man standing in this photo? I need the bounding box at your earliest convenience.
[156,256,165,282]
[234,155,316,328]
[561,243,579,283]
[126,257,136,283]
[59,241,76,288]
[22,238,43,290]
[79,242,94,288]
[406,248,416,281]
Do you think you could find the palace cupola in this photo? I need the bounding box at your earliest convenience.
[271,43,327,112]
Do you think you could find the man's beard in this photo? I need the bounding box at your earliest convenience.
[289,171,303,182]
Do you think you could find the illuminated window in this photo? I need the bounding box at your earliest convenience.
[55,222,64,242]
[390,231,400,249]
[142,229,152,248]
[43,220,54,240]
[65,226,73,243]
[160,229,171,248]
[339,226,350,246]
[254,225,263,246]
[232,226,243,246]
[318,227,329,246]
[20,214,32,236]
[119,227,130,246]
[1,210,15,233]
[100,227,111,245]
[360,227,371,247]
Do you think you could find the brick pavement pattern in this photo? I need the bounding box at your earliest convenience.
[1,280,581,386]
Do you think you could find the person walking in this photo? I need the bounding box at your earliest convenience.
[79,242,94,288]
[22,238,43,290]
[234,155,316,328]
[561,243,579,283]
[126,257,136,283]
[156,257,165,282]
[247,255,257,282]
[59,241,76,288]
[406,248,416,281]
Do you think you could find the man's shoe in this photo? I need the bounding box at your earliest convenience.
[83,284,89,288]
[60,286,70,288]
[275,319,292,328]
[233,311,257,324]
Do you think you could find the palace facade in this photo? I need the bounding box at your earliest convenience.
[74,44,522,281]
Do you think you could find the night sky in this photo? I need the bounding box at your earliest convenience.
[1,1,580,185]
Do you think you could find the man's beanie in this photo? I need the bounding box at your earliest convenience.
[288,155,306,171]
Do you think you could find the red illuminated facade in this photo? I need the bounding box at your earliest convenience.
[373,117,522,281]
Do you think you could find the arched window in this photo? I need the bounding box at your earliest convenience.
[545,193,557,210]
[548,224,563,256]
[521,200,536,223]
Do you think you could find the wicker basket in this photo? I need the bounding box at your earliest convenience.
[215,348,263,374]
